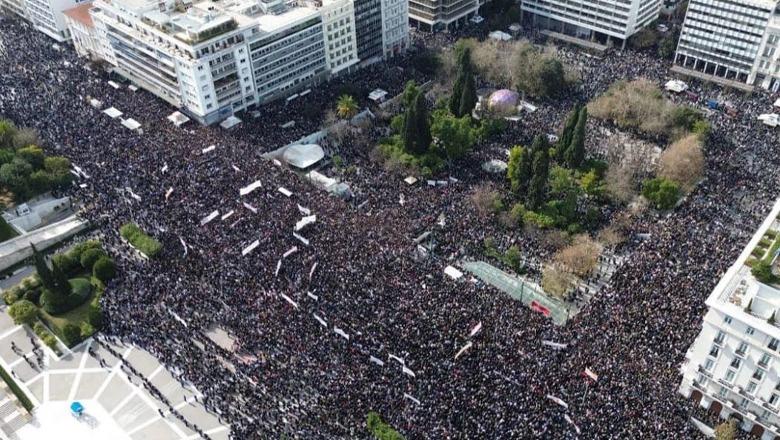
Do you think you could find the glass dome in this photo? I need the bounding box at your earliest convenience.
[487,90,519,114]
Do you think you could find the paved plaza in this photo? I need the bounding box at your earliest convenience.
[0,306,229,440]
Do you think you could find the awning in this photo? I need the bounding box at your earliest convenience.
[758,113,779,127]
[664,80,688,93]
[220,115,242,129]
[122,118,141,130]
[167,111,190,127]
[107,80,120,89]
[489,30,512,41]
[103,107,122,118]
[283,144,325,169]
[444,265,464,279]
[89,98,102,109]
[404,176,418,185]
[368,89,388,102]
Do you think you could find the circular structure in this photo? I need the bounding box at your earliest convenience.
[487,89,519,115]
[283,144,325,169]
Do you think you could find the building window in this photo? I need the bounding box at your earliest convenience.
[736,342,748,356]
[714,331,725,344]
[747,381,758,394]
[759,353,771,367]
[725,369,736,383]
[753,369,765,381]
[718,386,729,397]
[709,346,720,358]
[724,315,733,324]
[705,358,715,371]
[730,358,741,369]
[769,338,779,350]
[746,327,755,336]
[770,393,780,406]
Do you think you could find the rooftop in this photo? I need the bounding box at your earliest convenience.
[709,197,780,330]
[63,1,95,28]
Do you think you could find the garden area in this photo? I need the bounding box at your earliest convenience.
[120,222,162,258]
[0,119,73,204]
[3,239,115,350]
[367,411,404,440]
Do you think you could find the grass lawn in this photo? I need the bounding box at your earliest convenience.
[38,277,102,346]
[0,216,18,242]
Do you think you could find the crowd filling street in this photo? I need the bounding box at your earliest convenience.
[2,13,780,440]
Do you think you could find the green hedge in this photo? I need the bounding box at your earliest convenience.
[120,223,162,258]
[0,363,33,412]
[367,412,405,440]
[0,216,18,242]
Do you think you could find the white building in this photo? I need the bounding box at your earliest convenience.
[1,0,83,41]
[679,198,780,440]
[674,0,780,92]
[521,0,662,47]
[408,0,480,31]
[63,1,101,58]
[321,0,359,75]
[379,0,407,56]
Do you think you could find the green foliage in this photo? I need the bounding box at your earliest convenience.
[51,253,79,277]
[8,299,38,325]
[0,215,18,242]
[61,322,81,346]
[430,110,476,162]
[402,81,419,109]
[527,135,551,209]
[33,321,59,353]
[410,49,441,76]
[0,157,33,199]
[0,149,14,165]
[564,107,587,168]
[657,29,680,60]
[523,210,556,229]
[403,91,432,155]
[390,114,405,134]
[88,302,103,329]
[641,177,681,210]
[67,240,101,262]
[3,288,21,305]
[507,145,531,196]
[79,321,95,339]
[714,419,737,440]
[92,256,116,282]
[0,120,18,149]
[120,223,163,258]
[557,106,579,162]
[450,46,475,117]
[0,363,34,412]
[79,248,106,270]
[477,118,507,140]
[752,261,776,284]
[16,145,44,169]
[458,69,477,118]
[32,243,55,291]
[366,411,405,440]
[580,169,603,196]
[514,46,567,99]
[504,245,522,271]
[336,94,358,119]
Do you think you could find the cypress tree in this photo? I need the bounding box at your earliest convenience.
[565,107,587,169]
[527,135,550,209]
[458,72,477,118]
[31,243,55,291]
[507,145,532,196]
[52,260,72,297]
[449,47,472,117]
[403,92,419,153]
[557,105,579,163]
[404,92,431,155]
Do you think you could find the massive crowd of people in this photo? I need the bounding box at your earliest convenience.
[2,13,780,440]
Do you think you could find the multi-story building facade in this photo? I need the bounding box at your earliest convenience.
[408,0,479,31]
[380,0,407,56]
[1,0,83,41]
[76,0,406,124]
[63,1,101,58]
[521,0,662,47]
[353,0,383,63]
[674,0,780,91]
[679,198,780,440]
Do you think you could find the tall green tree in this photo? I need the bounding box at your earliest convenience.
[402,81,419,108]
[31,243,55,291]
[507,145,531,196]
[431,110,475,163]
[458,71,477,118]
[51,260,72,297]
[527,135,550,209]
[557,105,579,162]
[0,120,17,149]
[449,47,473,117]
[565,107,587,168]
[403,92,431,155]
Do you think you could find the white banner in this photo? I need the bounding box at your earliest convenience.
[239,180,262,196]
[278,187,292,197]
[280,293,298,309]
[200,210,219,226]
[402,366,416,378]
[297,204,311,215]
[541,340,568,350]
[161,164,168,173]
[454,341,473,360]
[469,322,482,338]
[243,202,257,214]
[313,313,327,327]
[295,215,317,232]
[232,164,241,172]
[334,327,349,340]
[293,232,310,246]
[584,367,599,382]
[179,237,188,257]
[546,395,569,409]
[388,354,405,365]
[309,262,318,280]
[202,145,216,154]
[369,356,385,366]
[275,259,282,277]
[403,393,421,405]
[242,240,259,256]
[283,246,298,258]
[306,291,318,300]
[165,187,174,200]
[564,415,581,434]
[221,210,234,221]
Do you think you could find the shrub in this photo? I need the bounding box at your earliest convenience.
[366,411,405,440]
[92,256,116,282]
[79,248,105,270]
[87,303,103,329]
[68,240,101,262]
[523,210,556,229]
[120,223,162,258]
[752,261,775,284]
[641,177,680,210]
[554,235,603,277]
[589,79,673,137]
[41,333,58,351]
[470,184,503,217]
[62,323,81,346]
[8,299,38,325]
[79,321,95,339]
[51,253,79,277]
[23,288,41,306]
[658,134,704,191]
[3,287,21,305]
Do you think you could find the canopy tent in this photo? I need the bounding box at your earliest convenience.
[444,265,464,280]
[107,80,120,89]
[283,144,325,169]
[482,159,508,173]
[121,118,141,130]
[167,111,190,127]
[404,176,418,185]
[307,170,337,189]
[103,107,122,118]
[519,101,537,113]
[775,99,780,108]
[758,113,780,127]
[368,88,388,103]
[489,30,512,41]
[128,84,139,92]
[220,115,242,129]
[89,98,103,109]
[70,401,84,416]
[664,79,688,93]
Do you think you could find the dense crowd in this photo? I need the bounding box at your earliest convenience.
[2,13,780,440]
